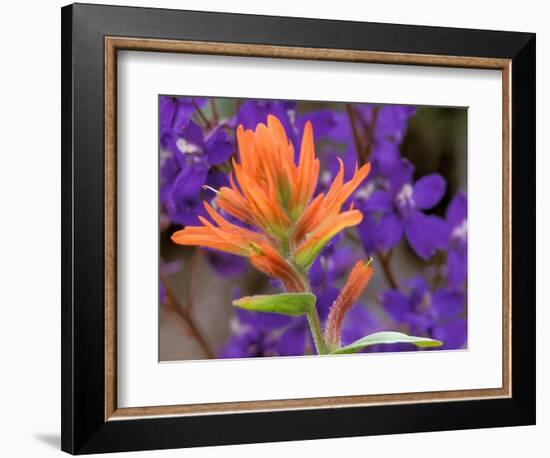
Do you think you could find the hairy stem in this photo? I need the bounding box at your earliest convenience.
[306,304,328,355]
[295,269,328,355]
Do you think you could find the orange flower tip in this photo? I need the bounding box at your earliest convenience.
[170,230,187,244]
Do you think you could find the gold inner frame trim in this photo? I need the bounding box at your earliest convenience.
[104,36,512,421]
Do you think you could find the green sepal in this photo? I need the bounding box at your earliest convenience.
[233,293,316,316]
[330,331,443,354]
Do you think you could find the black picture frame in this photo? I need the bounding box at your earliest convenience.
[61,3,536,454]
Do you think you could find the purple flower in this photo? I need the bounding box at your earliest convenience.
[332,104,416,176]
[358,159,448,259]
[237,99,337,151]
[160,96,206,151]
[445,192,468,289]
[160,98,235,226]
[219,301,291,359]
[381,277,467,350]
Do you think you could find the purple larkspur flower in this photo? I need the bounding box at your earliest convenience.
[381,277,467,350]
[445,192,468,289]
[219,304,291,358]
[237,99,337,152]
[332,104,416,177]
[160,99,235,225]
[358,158,448,259]
[160,96,206,150]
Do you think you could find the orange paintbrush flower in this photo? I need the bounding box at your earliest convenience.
[171,114,371,290]
[324,259,374,350]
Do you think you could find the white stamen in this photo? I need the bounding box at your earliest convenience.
[355,181,376,200]
[452,219,468,241]
[201,185,220,194]
[395,183,415,208]
[176,138,201,154]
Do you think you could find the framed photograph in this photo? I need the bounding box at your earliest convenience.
[61,3,536,454]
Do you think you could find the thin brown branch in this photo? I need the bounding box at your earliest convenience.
[363,106,380,162]
[376,250,399,290]
[210,99,219,124]
[192,98,211,130]
[161,272,214,359]
[345,104,365,164]
[186,249,202,313]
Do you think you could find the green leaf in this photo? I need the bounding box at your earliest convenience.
[233,293,316,316]
[330,331,443,354]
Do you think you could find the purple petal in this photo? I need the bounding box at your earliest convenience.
[432,319,467,350]
[375,105,416,143]
[371,140,401,177]
[178,120,205,150]
[388,159,415,194]
[413,174,446,210]
[431,289,465,319]
[170,157,209,200]
[341,304,380,347]
[315,287,339,322]
[446,192,468,227]
[447,247,467,289]
[171,97,199,133]
[404,311,434,331]
[297,110,337,137]
[381,290,410,321]
[357,213,378,255]
[376,212,404,251]
[237,100,296,145]
[277,323,307,356]
[404,210,449,260]
[204,128,235,165]
[159,96,177,129]
[364,189,392,212]
[166,194,207,226]
[235,308,292,330]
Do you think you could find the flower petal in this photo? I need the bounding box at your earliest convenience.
[447,247,468,289]
[404,210,449,260]
[376,212,404,250]
[431,289,465,319]
[364,189,392,212]
[446,192,468,227]
[277,322,307,356]
[205,128,234,165]
[413,174,446,210]
[381,290,410,321]
[432,319,467,350]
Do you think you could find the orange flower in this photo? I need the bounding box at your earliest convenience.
[171,114,371,290]
[324,259,374,350]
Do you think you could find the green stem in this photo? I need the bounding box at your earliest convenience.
[306,303,328,355]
